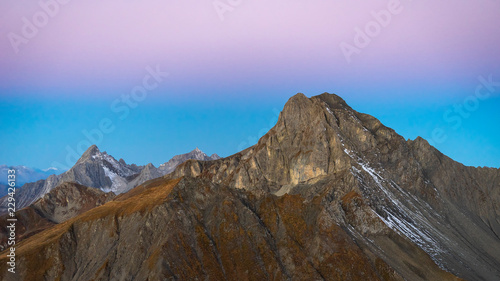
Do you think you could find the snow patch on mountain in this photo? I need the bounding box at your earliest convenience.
[344,147,448,269]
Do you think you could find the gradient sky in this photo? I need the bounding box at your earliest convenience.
[0,0,499,170]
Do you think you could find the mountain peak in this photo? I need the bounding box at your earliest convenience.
[42,167,58,172]
[87,144,99,151]
[287,93,310,106]
[79,145,101,162]
[314,92,350,111]
[288,92,348,109]
[210,153,221,160]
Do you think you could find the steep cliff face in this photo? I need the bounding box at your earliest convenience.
[169,93,398,190]
[58,145,140,194]
[125,163,162,191]
[0,93,497,281]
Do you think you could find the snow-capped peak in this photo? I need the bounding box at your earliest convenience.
[42,167,58,172]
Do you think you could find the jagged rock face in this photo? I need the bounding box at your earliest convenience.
[0,93,497,280]
[0,146,137,213]
[61,145,140,194]
[0,182,114,251]
[0,178,47,214]
[0,147,221,213]
[409,138,500,239]
[169,93,400,191]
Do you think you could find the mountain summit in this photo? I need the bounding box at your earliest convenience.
[1,93,498,281]
[61,145,140,193]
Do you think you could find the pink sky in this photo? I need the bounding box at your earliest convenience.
[0,0,499,99]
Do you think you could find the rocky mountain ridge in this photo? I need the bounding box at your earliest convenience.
[0,93,498,281]
[0,147,220,213]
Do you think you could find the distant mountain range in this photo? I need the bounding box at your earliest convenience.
[0,165,61,185]
[0,165,62,197]
[0,147,220,213]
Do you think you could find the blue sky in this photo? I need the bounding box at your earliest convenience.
[1,87,499,170]
[0,1,499,169]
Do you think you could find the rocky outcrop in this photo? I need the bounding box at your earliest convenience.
[59,145,140,194]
